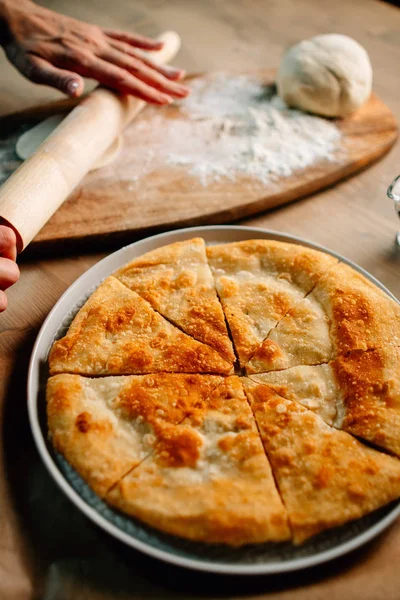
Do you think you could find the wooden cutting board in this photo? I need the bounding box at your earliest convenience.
[0,69,397,254]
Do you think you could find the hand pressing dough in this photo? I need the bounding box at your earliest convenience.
[277,34,373,118]
[16,114,123,171]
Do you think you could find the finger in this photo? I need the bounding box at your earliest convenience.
[4,45,82,96]
[101,49,189,98]
[103,29,163,51]
[140,58,185,82]
[22,54,84,97]
[0,257,20,290]
[0,225,17,261]
[0,291,7,313]
[108,40,185,80]
[72,57,173,104]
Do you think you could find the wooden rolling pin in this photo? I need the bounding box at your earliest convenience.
[0,31,181,252]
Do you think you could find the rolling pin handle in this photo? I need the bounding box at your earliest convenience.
[0,30,182,251]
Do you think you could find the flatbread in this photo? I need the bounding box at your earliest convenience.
[247,262,400,373]
[47,373,223,497]
[107,376,290,546]
[243,379,400,544]
[334,347,400,456]
[114,238,234,362]
[206,240,337,366]
[247,293,333,373]
[252,347,400,456]
[46,237,400,546]
[251,364,342,427]
[49,277,233,376]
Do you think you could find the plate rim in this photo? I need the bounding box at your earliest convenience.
[27,224,400,575]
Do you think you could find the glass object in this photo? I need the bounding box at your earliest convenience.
[387,175,400,246]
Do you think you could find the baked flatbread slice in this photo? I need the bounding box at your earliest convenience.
[251,364,343,427]
[252,347,400,456]
[334,347,400,457]
[316,263,400,354]
[47,373,223,497]
[114,238,235,363]
[247,262,400,373]
[247,293,333,373]
[243,379,400,544]
[49,277,233,376]
[107,376,290,546]
[207,240,337,366]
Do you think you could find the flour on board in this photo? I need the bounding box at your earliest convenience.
[0,74,343,189]
[124,73,343,187]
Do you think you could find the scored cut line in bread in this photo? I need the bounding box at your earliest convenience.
[250,347,400,457]
[114,238,235,363]
[242,378,400,545]
[106,376,291,546]
[47,373,225,497]
[206,240,338,367]
[46,238,400,546]
[246,261,400,374]
[48,276,233,376]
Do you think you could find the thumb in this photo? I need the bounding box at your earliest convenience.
[19,53,84,97]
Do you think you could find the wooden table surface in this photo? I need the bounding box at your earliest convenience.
[1,1,400,598]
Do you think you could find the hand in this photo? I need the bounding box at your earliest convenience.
[0,0,189,104]
[0,226,19,312]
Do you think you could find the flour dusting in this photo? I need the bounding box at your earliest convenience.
[123,73,343,187]
[0,73,344,189]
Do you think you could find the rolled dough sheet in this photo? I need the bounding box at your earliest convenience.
[15,114,123,171]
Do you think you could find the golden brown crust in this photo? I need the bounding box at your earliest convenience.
[106,377,290,546]
[251,348,400,458]
[314,263,400,356]
[49,277,233,376]
[247,295,333,373]
[115,239,205,269]
[114,239,235,363]
[46,238,400,546]
[316,263,400,355]
[246,261,400,373]
[207,240,337,366]
[47,374,148,498]
[250,364,342,427]
[243,379,400,545]
[46,373,223,498]
[333,347,400,456]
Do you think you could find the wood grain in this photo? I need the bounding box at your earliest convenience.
[2,1,400,599]
[1,70,396,253]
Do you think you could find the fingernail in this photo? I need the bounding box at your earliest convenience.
[164,65,182,76]
[174,85,190,97]
[164,66,186,81]
[158,94,173,104]
[67,80,79,95]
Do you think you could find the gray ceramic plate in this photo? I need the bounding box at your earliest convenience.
[27,225,400,575]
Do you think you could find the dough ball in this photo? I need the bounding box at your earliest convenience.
[277,34,373,118]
